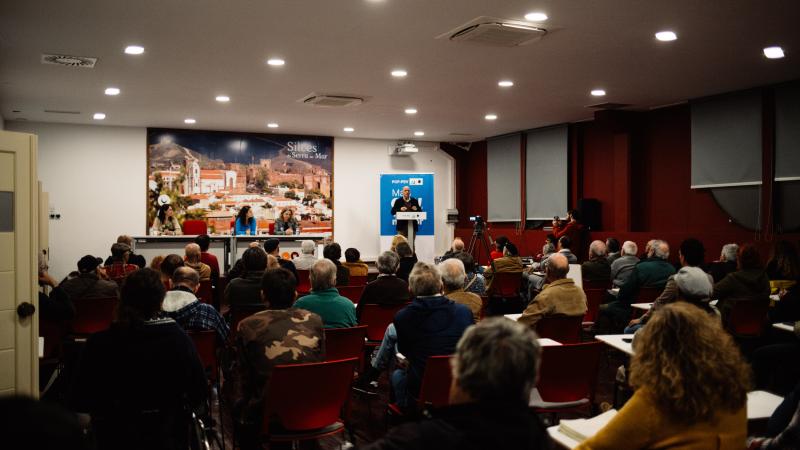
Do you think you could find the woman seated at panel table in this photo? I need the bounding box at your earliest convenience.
[576,302,750,450]
[274,208,299,235]
[234,205,257,236]
[151,204,183,236]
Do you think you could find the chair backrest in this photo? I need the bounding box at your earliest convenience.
[536,341,603,403]
[71,297,119,335]
[182,220,207,235]
[296,270,311,295]
[417,355,454,409]
[40,318,68,359]
[582,279,611,290]
[535,315,584,344]
[323,325,367,362]
[726,298,770,337]
[196,279,213,304]
[230,304,268,336]
[583,288,605,323]
[337,285,364,304]
[187,329,218,381]
[268,222,275,234]
[490,272,523,297]
[360,303,407,341]
[348,275,368,286]
[264,358,357,433]
[637,286,663,303]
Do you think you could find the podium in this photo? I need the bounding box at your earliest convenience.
[396,211,426,252]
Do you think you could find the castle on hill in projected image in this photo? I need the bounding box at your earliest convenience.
[146,128,333,235]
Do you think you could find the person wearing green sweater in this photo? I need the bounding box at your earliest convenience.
[294,258,357,329]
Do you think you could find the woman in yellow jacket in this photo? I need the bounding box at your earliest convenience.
[577,301,750,450]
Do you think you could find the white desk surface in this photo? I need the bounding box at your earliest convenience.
[631,302,653,311]
[772,322,795,333]
[548,425,581,449]
[748,390,784,420]
[538,338,562,347]
[504,313,522,321]
[596,334,634,355]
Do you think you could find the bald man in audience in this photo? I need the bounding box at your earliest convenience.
[439,258,482,322]
[517,253,587,327]
[184,243,211,281]
[162,266,229,341]
[441,237,466,261]
[582,240,611,282]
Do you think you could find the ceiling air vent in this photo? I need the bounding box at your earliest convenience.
[44,109,81,115]
[586,102,632,110]
[299,93,364,107]
[438,17,547,47]
[41,54,97,68]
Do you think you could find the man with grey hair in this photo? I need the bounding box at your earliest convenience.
[518,253,587,327]
[291,240,317,270]
[356,251,409,320]
[293,259,356,328]
[163,266,229,341]
[184,243,211,281]
[611,240,640,288]
[439,258,482,322]
[362,262,473,409]
[362,318,550,449]
[440,237,466,261]
[707,243,739,283]
[104,235,146,268]
[581,240,611,282]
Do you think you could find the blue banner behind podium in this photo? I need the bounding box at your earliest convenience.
[379,173,434,236]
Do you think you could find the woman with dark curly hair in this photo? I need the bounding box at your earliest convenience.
[577,302,750,449]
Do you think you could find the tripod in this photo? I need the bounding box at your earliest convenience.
[467,222,496,272]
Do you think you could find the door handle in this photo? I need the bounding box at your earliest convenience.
[17,302,36,319]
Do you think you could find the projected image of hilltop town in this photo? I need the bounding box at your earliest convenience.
[147,128,333,235]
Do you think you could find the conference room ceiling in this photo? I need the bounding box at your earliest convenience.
[1,0,798,142]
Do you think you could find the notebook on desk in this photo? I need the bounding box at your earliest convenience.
[557,409,617,442]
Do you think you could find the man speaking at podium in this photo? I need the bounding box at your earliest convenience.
[391,185,421,238]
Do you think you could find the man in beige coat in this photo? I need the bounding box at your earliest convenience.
[517,253,587,327]
[438,258,482,322]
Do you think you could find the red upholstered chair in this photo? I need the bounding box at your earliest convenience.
[324,325,367,363]
[70,297,119,335]
[535,315,584,344]
[347,275,367,286]
[182,220,207,235]
[262,358,358,445]
[337,285,364,304]
[489,272,523,297]
[582,279,611,290]
[187,329,219,383]
[360,303,407,343]
[196,279,213,305]
[531,341,604,418]
[268,222,275,235]
[582,288,605,325]
[387,355,454,418]
[725,298,771,337]
[296,270,311,295]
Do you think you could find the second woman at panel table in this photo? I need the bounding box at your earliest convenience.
[151,204,183,236]
[234,205,257,236]
[274,208,300,235]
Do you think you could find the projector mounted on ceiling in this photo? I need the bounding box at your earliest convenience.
[299,93,365,107]
[437,16,547,47]
[392,141,419,156]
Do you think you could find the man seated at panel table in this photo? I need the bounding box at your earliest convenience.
[582,240,611,282]
[59,255,119,301]
[293,259,356,329]
[362,318,551,450]
[518,253,587,328]
[610,241,640,288]
[224,247,268,308]
[356,251,409,321]
[439,258,483,323]
[162,267,229,342]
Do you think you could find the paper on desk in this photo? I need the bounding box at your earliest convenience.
[558,409,617,442]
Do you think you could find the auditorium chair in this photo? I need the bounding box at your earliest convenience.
[187,329,220,384]
[296,270,311,295]
[324,325,367,364]
[387,355,453,421]
[725,298,771,338]
[347,275,368,286]
[486,272,525,316]
[636,286,664,303]
[337,285,364,304]
[196,279,213,304]
[70,297,119,336]
[360,303,408,343]
[535,315,584,344]
[182,220,207,235]
[228,303,267,339]
[261,358,357,446]
[530,341,603,420]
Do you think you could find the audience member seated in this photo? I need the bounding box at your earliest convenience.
[596,239,675,333]
[0,396,88,450]
[103,242,139,282]
[439,258,483,322]
[38,252,75,321]
[552,209,584,259]
[769,282,800,324]
[59,255,119,301]
[606,237,621,264]
[610,240,639,288]
[751,324,800,395]
[224,247,268,308]
[183,243,211,281]
[640,239,656,260]
[517,253,587,328]
[103,235,146,268]
[363,318,550,450]
[485,242,523,292]
[527,237,576,297]
[440,237,466,261]
[577,302,749,449]
[227,241,262,280]
[707,243,739,283]
[454,252,486,296]
[195,234,220,281]
[390,234,408,253]
[356,251,409,320]
[158,254,185,289]
[364,262,473,409]
[294,259,356,328]
[227,268,324,450]
[582,240,611,282]
[149,255,164,272]
[163,267,229,342]
[342,247,369,277]
[322,242,350,286]
[490,235,509,261]
[264,238,299,282]
[713,243,771,319]
[70,268,207,450]
[291,239,317,270]
[627,238,711,332]
[534,234,557,265]
[395,241,418,282]
[766,240,800,282]
[748,381,800,449]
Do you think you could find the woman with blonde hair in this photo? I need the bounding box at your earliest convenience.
[577,302,750,449]
[390,234,408,253]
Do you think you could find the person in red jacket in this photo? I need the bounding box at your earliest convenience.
[553,209,584,258]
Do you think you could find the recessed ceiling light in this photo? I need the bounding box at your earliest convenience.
[267,58,285,66]
[184,118,196,124]
[763,46,785,59]
[498,80,514,87]
[655,31,677,42]
[267,122,279,128]
[484,114,498,121]
[391,69,408,78]
[343,127,355,132]
[404,108,417,114]
[524,12,548,22]
[93,113,106,120]
[104,87,120,96]
[591,89,607,97]
[414,131,425,136]
[124,45,145,55]
[215,95,230,102]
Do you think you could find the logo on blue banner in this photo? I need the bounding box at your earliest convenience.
[380,173,434,236]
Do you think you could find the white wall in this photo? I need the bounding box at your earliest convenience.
[6,121,146,280]
[333,138,455,262]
